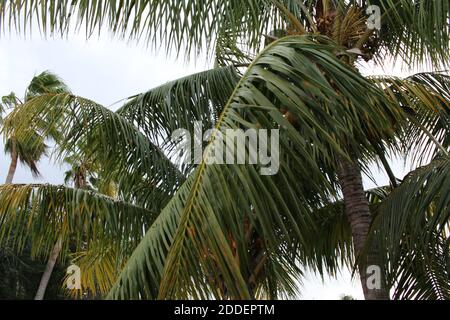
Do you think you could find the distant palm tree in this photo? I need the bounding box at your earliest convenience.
[0,72,71,300]
[1,72,69,183]
[0,1,448,300]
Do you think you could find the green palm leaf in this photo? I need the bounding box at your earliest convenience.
[371,72,450,165]
[2,93,185,204]
[108,35,404,299]
[0,184,157,261]
[368,0,450,67]
[2,1,448,67]
[0,0,295,54]
[25,71,70,100]
[374,157,450,300]
[117,66,239,144]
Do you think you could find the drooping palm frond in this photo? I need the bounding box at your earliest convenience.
[307,201,352,276]
[367,0,450,68]
[0,184,158,262]
[371,72,450,165]
[307,184,393,278]
[0,0,299,55]
[2,93,185,204]
[108,35,406,300]
[375,157,450,300]
[214,23,256,69]
[390,233,450,300]
[117,66,240,176]
[2,1,448,67]
[1,92,20,110]
[64,239,132,298]
[117,66,239,144]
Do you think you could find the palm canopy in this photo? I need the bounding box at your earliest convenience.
[0,1,449,300]
[0,71,69,108]
[1,71,70,177]
[25,71,70,101]
[1,1,449,67]
[2,34,448,298]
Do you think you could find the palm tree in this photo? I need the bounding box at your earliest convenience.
[0,91,185,298]
[0,72,71,299]
[0,1,448,300]
[1,72,70,183]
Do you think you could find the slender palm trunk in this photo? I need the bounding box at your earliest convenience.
[5,142,18,184]
[34,239,62,300]
[35,172,86,300]
[337,157,390,300]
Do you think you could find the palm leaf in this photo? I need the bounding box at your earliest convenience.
[3,1,448,67]
[371,72,450,165]
[65,239,132,298]
[368,0,450,68]
[374,157,450,300]
[0,184,157,262]
[24,70,71,101]
[108,35,405,300]
[0,0,298,55]
[117,66,239,144]
[2,93,185,204]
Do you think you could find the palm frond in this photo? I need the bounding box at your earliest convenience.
[108,35,405,300]
[367,0,450,68]
[1,92,20,110]
[0,184,157,263]
[214,26,255,69]
[65,239,131,299]
[0,0,300,55]
[2,93,185,203]
[117,66,240,175]
[371,72,450,165]
[117,66,239,143]
[375,157,450,300]
[308,184,393,278]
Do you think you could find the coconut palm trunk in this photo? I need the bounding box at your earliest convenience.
[35,170,85,300]
[34,239,62,300]
[5,141,18,184]
[337,157,390,300]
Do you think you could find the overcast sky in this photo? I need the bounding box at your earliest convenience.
[1,29,429,299]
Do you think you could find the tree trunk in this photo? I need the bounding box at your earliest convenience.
[337,157,390,300]
[5,142,18,184]
[34,172,86,300]
[34,239,62,300]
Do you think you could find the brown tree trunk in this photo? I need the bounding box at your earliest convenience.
[34,239,62,300]
[337,157,390,300]
[5,142,18,184]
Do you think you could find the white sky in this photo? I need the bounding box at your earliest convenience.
[0,30,427,300]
